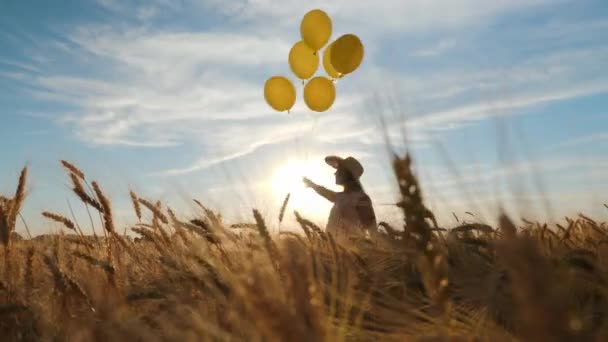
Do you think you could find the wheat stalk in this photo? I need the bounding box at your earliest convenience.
[43,253,94,311]
[42,211,76,231]
[278,193,290,224]
[73,251,115,275]
[92,181,114,234]
[129,190,142,222]
[230,223,258,229]
[139,198,168,225]
[1,166,29,246]
[132,227,165,252]
[70,173,104,213]
[253,209,279,263]
[24,246,35,300]
[294,211,314,243]
[0,200,11,246]
[193,199,222,227]
[60,160,85,180]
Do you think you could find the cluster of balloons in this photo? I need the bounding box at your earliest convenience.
[264,9,364,113]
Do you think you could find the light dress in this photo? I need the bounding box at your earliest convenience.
[326,190,375,242]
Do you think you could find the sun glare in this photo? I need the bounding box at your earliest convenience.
[271,158,334,220]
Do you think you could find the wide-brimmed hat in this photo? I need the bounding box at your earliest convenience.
[325,155,364,179]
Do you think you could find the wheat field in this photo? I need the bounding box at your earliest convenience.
[1,156,607,341]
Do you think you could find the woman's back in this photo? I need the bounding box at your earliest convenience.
[327,190,376,241]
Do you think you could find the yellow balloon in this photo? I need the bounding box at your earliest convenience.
[330,34,364,75]
[322,43,341,79]
[289,41,319,80]
[264,76,296,112]
[300,9,332,51]
[304,76,336,112]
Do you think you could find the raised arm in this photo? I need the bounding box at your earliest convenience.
[303,177,337,203]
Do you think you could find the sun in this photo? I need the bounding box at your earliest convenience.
[271,158,334,220]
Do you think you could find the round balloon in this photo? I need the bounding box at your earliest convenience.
[288,41,319,80]
[322,42,341,79]
[264,76,296,112]
[304,76,336,112]
[300,9,332,51]
[330,34,364,75]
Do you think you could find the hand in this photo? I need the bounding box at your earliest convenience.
[302,177,314,188]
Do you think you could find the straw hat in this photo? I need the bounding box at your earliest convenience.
[325,155,364,180]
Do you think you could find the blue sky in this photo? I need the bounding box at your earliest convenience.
[1,0,607,234]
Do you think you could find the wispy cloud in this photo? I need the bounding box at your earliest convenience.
[95,0,180,21]
[409,39,456,57]
[199,0,551,33]
[69,28,290,70]
[0,58,40,73]
[407,79,608,131]
[362,45,608,141]
[552,132,608,149]
[5,0,606,181]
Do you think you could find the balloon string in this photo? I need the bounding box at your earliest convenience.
[304,112,319,172]
[294,135,302,163]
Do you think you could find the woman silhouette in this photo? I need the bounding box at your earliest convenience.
[303,155,377,242]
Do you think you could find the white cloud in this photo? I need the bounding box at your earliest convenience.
[358,45,608,144]
[0,58,40,73]
[552,132,608,149]
[136,6,160,21]
[95,0,121,11]
[9,0,607,184]
[95,0,180,21]
[409,39,456,57]
[197,0,551,33]
[24,27,301,149]
[29,32,607,172]
[70,28,290,71]
[407,79,608,130]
